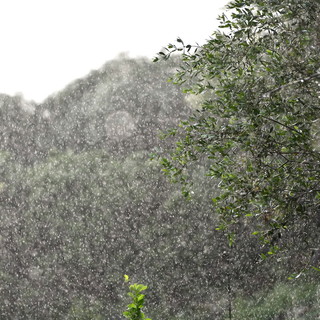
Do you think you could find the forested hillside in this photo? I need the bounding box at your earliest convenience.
[0,56,230,319]
[1,0,320,319]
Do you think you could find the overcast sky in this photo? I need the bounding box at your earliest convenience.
[0,0,228,102]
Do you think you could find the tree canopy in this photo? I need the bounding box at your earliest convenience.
[156,0,320,266]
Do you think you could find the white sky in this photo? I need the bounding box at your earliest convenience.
[0,0,228,102]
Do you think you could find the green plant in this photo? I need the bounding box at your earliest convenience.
[123,275,152,320]
[233,281,320,319]
[155,0,320,260]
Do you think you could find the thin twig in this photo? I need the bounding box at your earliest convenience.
[263,72,320,97]
[260,115,302,135]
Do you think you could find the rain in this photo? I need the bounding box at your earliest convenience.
[1,1,320,319]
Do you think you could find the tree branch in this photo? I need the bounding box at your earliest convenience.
[262,72,320,97]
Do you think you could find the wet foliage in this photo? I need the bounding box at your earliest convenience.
[156,0,320,280]
[0,56,236,319]
[0,54,281,320]
[1,1,320,319]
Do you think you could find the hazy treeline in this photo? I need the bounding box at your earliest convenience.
[0,56,319,319]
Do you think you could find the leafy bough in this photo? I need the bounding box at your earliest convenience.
[154,0,320,269]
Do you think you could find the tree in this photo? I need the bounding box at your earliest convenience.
[2,55,254,319]
[0,150,173,318]
[38,56,189,155]
[156,0,320,267]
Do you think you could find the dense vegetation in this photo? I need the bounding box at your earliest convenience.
[157,0,320,270]
[0,0,320,319]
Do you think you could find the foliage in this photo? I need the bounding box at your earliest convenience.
[233,280,320,319]
[0,56,205,318]
[123,275,152,320]
[37,56,190,155]
[0,150,166,318]
[0,94,38,163]
[0,144,267,319]
[2,14,320,318]
[155,0,320,260]
[67,298,104,320]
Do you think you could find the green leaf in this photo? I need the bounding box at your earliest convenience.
[124,274,130,282]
